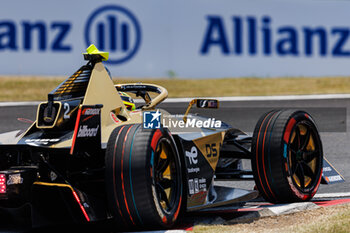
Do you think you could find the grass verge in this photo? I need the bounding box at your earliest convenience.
[0,76,349,101]
[193,203,350,233]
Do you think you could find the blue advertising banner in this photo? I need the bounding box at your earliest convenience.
[1,0,350,78]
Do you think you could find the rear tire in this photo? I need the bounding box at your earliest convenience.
[105,125,183,229]
[251,110,323,203]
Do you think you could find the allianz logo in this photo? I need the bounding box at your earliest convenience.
[200,15,350,57]
[0,5,141,64]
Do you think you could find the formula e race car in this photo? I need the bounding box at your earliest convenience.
[0,45,344,230]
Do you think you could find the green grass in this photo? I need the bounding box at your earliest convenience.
[192,203,350,233]
[0,76,349,101]
[291,205,350,233]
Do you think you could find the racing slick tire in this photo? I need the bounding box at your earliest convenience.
[105,124,183,229]
[251,110,323,203]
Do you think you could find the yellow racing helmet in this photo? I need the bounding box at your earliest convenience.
[119,91,136,111]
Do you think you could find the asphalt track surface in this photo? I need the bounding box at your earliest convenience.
[0,97,349,232]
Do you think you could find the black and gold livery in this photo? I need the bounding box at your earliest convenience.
[0,45,343,230]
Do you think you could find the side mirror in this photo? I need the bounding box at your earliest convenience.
[196,99,219,109]
[183,99,219,122]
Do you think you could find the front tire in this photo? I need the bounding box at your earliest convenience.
[105,125,183,229]
[251,110,323,203]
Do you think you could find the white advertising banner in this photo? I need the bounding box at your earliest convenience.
[1,0,350,78]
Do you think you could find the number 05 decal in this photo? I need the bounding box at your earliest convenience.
[205,143,217,157]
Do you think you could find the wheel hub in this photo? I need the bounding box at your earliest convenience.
[296,151,303,161]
